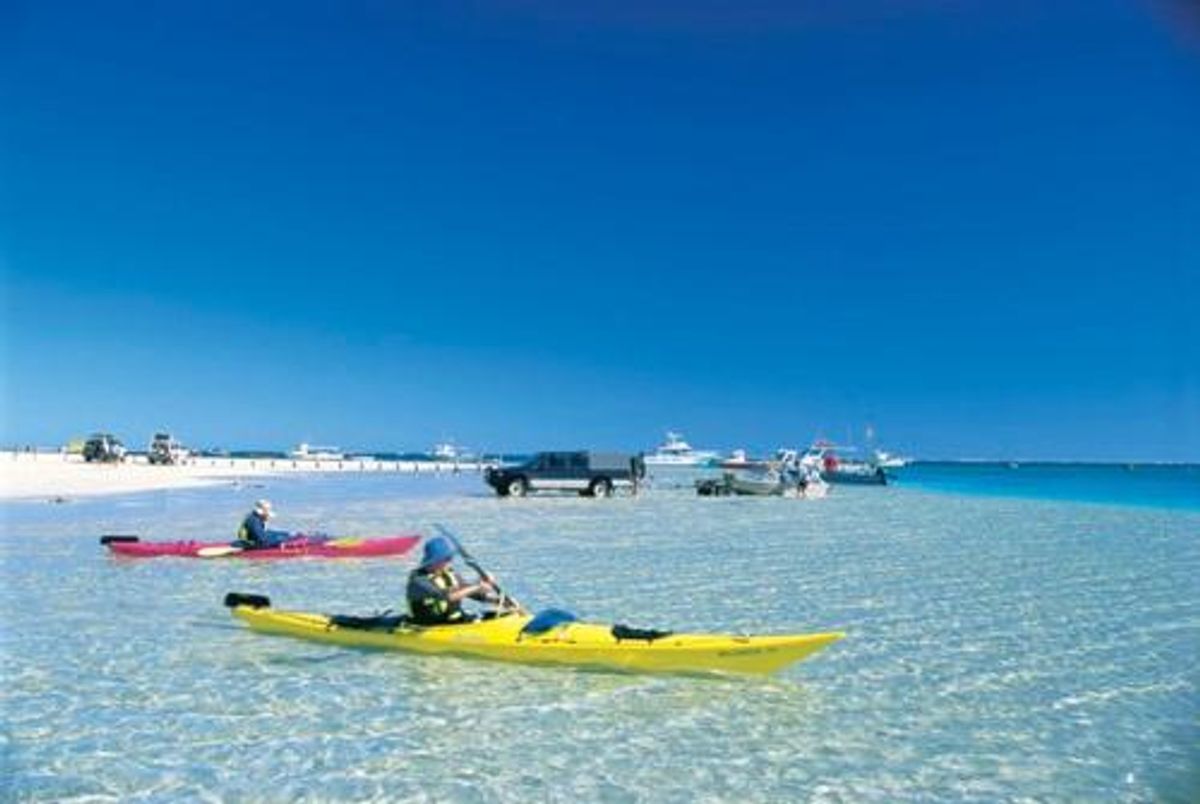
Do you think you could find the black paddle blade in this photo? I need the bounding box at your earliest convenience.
[612,624,673,642]
[100,535,140,545]
[224,592,271,609]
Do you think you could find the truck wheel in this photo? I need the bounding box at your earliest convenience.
[507,477,528,497]
[589,478,612,498]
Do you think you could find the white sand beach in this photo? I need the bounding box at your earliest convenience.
[0,451,486,501]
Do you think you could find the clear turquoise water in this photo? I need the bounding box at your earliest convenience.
[2,471,1198,801]
[895,462,1200,512]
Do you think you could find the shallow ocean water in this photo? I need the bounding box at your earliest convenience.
[2,471,1198,802]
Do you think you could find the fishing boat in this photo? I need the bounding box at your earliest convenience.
[289,443,345,461]
[872,449,909,469]
[430,441,475,462]
[799,443,888,486]
[644,431,720,467]
[431,442,458,461]
[718,449,771,471]
[862,426,907,469]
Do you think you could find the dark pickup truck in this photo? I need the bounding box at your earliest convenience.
[485,451,645,498]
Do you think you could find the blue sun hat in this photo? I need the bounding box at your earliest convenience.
[419,536,456,569]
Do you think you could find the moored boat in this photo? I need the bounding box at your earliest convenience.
[223,593,844,676]
[644,431,720,467]
[290,443,345,461]
[872,449,908,469]
[718,449,771,471]
[430,441,476,462]
[697,467,828,498]
[800,443,888,486]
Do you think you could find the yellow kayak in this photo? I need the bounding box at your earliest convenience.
[224,593,844,676]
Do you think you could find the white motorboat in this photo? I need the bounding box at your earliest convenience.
[872,449,908,469]
[430,441,475,462]
[290,443,345,461]
[718,449,771,471]
[644,431,720,467]
[431,442,458,460]
[724,448,750,466]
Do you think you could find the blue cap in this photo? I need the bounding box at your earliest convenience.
[419,536,455,569]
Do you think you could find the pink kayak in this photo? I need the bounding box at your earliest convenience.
[101,534,420,560]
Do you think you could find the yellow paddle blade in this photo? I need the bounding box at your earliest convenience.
[326,538,364,548]
[197,545,243,558]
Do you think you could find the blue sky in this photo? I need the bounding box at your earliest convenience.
[2,0,1197,460]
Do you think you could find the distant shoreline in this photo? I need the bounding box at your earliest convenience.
[0,450,491,502]
[3,445,1194,468]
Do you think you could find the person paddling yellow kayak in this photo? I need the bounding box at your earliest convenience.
[406,536,518,624]
[223,527,843,676]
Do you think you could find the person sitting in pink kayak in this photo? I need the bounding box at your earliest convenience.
[406,536,500,624]
[235,499,291,550]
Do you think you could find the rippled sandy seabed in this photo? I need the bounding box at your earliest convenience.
[2,473,1197,802]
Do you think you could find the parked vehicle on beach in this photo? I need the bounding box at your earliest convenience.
[147,432,189,465]
[485,451,645,497]
[82,433,127,463]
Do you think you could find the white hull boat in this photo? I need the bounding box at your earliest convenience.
[645,431,720,467]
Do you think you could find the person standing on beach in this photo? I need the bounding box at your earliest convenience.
[235,499,290,549]
[406,536,501,624]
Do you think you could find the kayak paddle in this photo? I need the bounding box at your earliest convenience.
[325,537,364,548]
[224,592,271,608]
[200,536,350,557]
[433,524,525,613]
[197,545,244,558]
